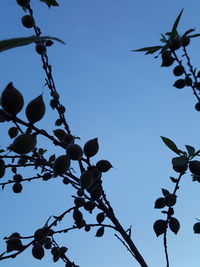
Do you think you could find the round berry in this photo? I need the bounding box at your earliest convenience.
[35,43,47,55]
[195,102,200,111]
[21,15,35,28]
[12,183,23,193]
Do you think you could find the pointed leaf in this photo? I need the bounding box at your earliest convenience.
[188,33,200,38]
[170,177,177,183]
[131,46,163,53]
[153,220,166,237]
[171,9,184,37]
[0,36,65,52]
[161,188,170,196]
[95,226,104,237]
[185,145,195,157]
[39,0,59,7]
[161,136,181,155]
[182,28,195,37]
[169,217,180,234]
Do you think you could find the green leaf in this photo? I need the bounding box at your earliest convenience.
[171,9,184,37]
[131,46,163,53]
[185,145,195,157]
[160,136,181,155]
[0,36,65,52]
[39,0,59,7]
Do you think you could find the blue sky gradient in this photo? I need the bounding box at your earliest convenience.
[1,1,200,267]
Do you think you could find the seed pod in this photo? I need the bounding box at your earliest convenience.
[8,134,37,154]
[84,225,91,232]
[169,217,180,234]
[189,160,200,175]
[77,188,84,197]
[53,129,66,141]
[34,227,48,241]
[161,50,171,60]
[60,246,68,256]
[21,15,35,28]
[58,105,66,114]
[13,174,23,183]
[74,197,85,207]
[53,155,70,176]
[185,76,193,86]
[154,197,166,209]
[84,138,99,158]
[32,243,45,260]
[6,238,23,252]
[80,170,94,189]
[90,166,102,180]
[168,38,181,51]
[73,208,83,223]
[42,172,52,181]
[172,156,188,173]
[96,160,112,172]
[181,36,190,47]
[84,201,95,212]
[161,56,174,67]
[44,237,52,249]
[35,43,47,55]
[1,82,24,115]
[63,134,74,145]
[67,144,83,160]
[173,79,186,89]
[51,247,60,258]
[55,118,62,126]
[17,0,30,7]
[12,183,23,193]
[8,127,18,139]
[50,99,57,109]
[26,95,45,123]
[62,178,69,184]
[95,226,104,237]
[195,103,200,111]
[193,222,200,233]
[165,194,176,207]
[90,186,102,201]
[96,212,105,224]
[173,65,184,76]
[0,165,5,178]
[153,219,167,237]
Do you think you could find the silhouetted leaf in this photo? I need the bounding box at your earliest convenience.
[153,220,166,237]
[188,33,200,38]
[169,217,180,234]
[161,188,170,196]
[95,226,104,237]
[0,36,65,52]
[170,177,177,183]
[160,136,182,155]
[185,145,195,157]
[131,46,162,53]
[171,9,184,37]
[182,28,195,37]
[39,0,59,7]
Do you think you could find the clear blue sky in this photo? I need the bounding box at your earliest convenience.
[1,1,200,267]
